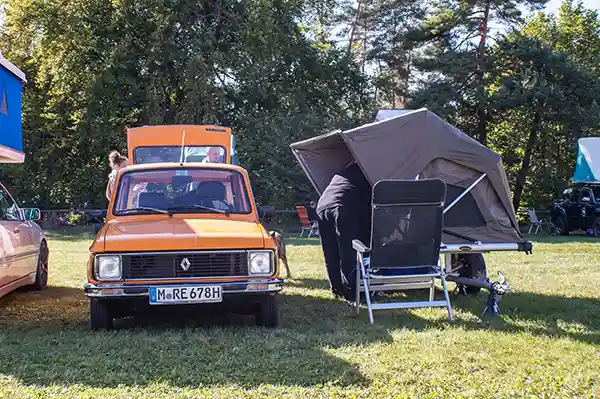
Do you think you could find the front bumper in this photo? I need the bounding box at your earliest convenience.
[84,278,284,298]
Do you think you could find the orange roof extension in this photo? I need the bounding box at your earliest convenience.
[127,125,233,164]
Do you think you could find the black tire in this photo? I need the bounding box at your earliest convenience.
[31,241,49,291]
[456,253,487,295]
[90,299,114,330]
[593,218,600,237]
[255,295,279,327]
[553,216,569,236]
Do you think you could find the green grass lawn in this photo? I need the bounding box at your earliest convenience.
[0,230,599,398]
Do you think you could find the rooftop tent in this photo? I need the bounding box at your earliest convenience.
[290,108,522,244]
[0,52,27,163]
[572,137,600,183]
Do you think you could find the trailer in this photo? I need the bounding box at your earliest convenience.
[290,108,533,315]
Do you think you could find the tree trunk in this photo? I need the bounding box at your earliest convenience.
[347,1,363,57]
[513,111,541,211]
[476,0,491,145]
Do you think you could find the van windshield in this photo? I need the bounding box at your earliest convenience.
[134,146,226,164]
[113,168,252,215]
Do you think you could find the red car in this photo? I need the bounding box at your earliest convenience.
[0,182,48,298]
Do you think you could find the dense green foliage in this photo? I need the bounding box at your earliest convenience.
[1,0,599,210]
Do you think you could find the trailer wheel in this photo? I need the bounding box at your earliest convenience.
[456,254,487,295]
[593,218,600,237]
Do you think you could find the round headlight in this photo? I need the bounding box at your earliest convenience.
[96,255,122,281]
[249,252,271,275]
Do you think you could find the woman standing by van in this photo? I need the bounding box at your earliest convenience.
[106,150,129,200]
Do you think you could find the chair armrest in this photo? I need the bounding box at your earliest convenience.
[352,239,371,253]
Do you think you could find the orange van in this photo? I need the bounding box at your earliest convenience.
[85,127,280,330]
[126,125,240,165]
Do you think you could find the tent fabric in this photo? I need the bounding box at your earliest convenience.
[290,108,522,244]
[572,138,600,183]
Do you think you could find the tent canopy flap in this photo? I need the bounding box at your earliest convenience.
[290,108,522,244]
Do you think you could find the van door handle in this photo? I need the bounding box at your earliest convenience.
[13,228,20,234]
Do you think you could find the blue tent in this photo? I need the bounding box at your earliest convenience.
[572,138,600,183]
[0,52,27,163]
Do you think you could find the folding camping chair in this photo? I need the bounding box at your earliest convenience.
[296,206,319,237]
[526,208,550,235]
[351,179,453,324]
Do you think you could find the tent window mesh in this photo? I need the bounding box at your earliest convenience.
[444,184,486,227]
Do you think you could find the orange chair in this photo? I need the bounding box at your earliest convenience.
[296,206,319,238]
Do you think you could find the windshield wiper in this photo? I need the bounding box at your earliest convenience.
[167,204,229,216]
[118,207,168,215]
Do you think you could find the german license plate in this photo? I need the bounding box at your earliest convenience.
[149,286,222,305]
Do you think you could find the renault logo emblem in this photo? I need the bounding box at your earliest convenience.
[180,258,191,271]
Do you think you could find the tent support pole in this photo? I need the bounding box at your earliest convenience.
[444,173,487,214]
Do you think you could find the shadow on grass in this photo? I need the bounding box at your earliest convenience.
[449,290,600,344]
[0,281,599,389]
[0,285,390,389]
[286,277,331,291]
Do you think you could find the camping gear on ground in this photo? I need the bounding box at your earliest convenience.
[290,108,531,317]
[352,179,453,324]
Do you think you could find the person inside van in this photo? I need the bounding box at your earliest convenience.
[202,147,224,163]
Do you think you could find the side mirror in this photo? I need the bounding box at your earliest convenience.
[22,208,41,221]
[258,205,275,219]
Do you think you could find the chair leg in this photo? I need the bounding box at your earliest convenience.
[429,278,435,302]
[527,224,533,234]
[359,258,374,324]
[354,253,361,316]
[440,273,454,321]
